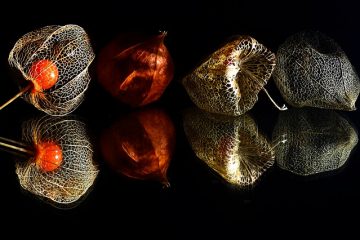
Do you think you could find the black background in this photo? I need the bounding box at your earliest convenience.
[0,0,359,237]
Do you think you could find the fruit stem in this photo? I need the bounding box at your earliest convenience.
[262,88,288,111]
[0,136,33,155]
[162,180,171,189]
[271,134,288,151]
[0,83,32,111]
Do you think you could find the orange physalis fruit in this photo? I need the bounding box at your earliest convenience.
[29,59,59,92]
[34,141,63,172]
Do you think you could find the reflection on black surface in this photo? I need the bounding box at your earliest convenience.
[100,108,176,186]
[273,108,358,176]
[1,115,99,207]
[183,108,274,187]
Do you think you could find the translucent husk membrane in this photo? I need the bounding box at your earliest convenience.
[16,115,99,205]
[273,108,358,176]
[273,31,360,110]
[8,24,95,115]
[183,108,274,187]
[182,35,286,116]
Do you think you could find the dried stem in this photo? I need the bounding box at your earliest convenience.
[0,136,33,155]
[0,83,32,111]
[262,88,288,111]
[271,134,288,151]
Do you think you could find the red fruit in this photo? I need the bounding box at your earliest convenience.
[97,32,174,107]
[34,141,63,172]
[29,59,59,92]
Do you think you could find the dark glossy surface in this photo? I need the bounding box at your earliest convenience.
[0,0,359,237]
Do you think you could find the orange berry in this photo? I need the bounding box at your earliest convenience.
[29,59,59,91]
[35,141,63,172]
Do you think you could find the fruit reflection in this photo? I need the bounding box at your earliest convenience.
[273,108,358,176]
[0,115,99,206]
[100,108,175,186]
[183,108,274,187]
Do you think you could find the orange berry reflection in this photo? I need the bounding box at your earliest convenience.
[34,141,63,172]
[100,109,175,186]
[97,32,174,107]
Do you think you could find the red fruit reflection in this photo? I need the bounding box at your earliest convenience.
[100,109,175,186]
[97,32,174,107]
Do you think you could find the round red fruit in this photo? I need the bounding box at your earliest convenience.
[29,59,59,91]
[35,141,63,172]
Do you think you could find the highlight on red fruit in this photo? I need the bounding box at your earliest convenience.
[34,141,63,172]
[29,59,59,92]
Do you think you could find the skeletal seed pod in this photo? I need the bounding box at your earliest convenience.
[273,31,360,110]
[15,115,99,205]
[273,108,358,176]
[4,24,95,115]
[182,35,287,116]
[183,108,274,187]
